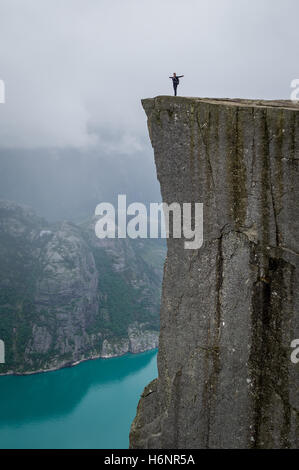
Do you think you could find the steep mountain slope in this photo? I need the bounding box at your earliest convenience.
[0,201,165,374]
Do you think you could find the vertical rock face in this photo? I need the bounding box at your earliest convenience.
[130,97,299,449]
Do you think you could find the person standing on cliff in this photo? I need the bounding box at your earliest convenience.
[169,73,184,96]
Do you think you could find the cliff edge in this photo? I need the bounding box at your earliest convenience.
[130,96,299,449]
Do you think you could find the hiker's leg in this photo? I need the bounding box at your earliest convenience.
[174,85,177,96]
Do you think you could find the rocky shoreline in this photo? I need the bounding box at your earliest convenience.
[0,337,159,377]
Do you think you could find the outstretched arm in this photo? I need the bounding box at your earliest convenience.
[177,75,184,78]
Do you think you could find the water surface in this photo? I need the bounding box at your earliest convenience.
[0,350,157,449]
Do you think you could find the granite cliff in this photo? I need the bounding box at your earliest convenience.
[130,97,299,449]
[0,201,164,374]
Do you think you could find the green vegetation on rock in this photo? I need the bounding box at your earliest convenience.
[0,201,166,374]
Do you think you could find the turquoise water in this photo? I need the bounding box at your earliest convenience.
[0,350,157,449]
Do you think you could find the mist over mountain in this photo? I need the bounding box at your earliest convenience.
[0,145,161,222]
[0,137,166,375]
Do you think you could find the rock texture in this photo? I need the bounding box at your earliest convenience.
[0,201,163,374]
[130,97,299,449]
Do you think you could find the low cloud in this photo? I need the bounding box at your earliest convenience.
[0,0,298,150]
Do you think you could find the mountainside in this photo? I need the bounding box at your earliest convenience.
[130,97,299,449]
[0,201,165,374]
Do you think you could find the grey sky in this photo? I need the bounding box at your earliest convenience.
[0,0,298,150]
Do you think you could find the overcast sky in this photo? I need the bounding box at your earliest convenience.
[0,0,298,151]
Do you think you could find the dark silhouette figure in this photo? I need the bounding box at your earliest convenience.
[169,73,184,96]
